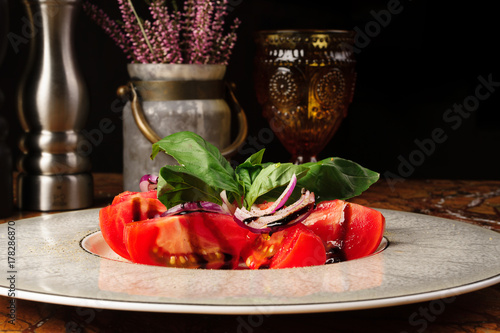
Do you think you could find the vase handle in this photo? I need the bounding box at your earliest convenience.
[221,82,248,157]
[117,82,248,158]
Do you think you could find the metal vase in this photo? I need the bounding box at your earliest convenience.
[17,0,93,211]
[120,63,248,192]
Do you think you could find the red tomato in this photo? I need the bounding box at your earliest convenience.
[342,201,385,260]
[241,232,283,269]
[124,212,251,269]
[302,200,385,261]
[99,195,166,260]
[302,200,347,248]
[242,223,326,269]
[111,190,158,205]
[269,224,326,269]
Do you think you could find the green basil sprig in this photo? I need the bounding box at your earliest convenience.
[151,131,379,209]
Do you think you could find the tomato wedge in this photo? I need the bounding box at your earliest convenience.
[302,200,385,261]
[342,201,385,260]
[99,192,166,260]
[269,224,326,269]
[242,223,326,269]
[99,191,385,270]
[241,232,283,269]
[124,212,251,269]
[111,190,158,205]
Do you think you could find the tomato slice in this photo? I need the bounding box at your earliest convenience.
[241,232,283,269]
[302,200,385,261]
[124,212,251,269]
[111,190,158,205]
[242,223,326,269]
[99,195,166,260]
[342,201,385,260]
[302,200,346,246]
[269,224,326,269]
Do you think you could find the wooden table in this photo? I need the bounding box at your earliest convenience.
[1,174,500,332]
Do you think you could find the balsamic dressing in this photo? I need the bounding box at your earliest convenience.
[177,209,210,215]
[131,198,142,222]
[324,204,351,264]
[243,203,314,227]
[325,247,347,264]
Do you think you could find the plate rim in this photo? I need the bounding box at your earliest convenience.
[9,273,500,315]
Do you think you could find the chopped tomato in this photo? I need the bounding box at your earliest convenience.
[342,201,385,260]
[124,212,251,269]
[241,231,284,269]
[99,194,166,260]
[269,224,326,269]
[99,191,385,270]
[302,200,346,246]
[111,190,158,205]
[302,200,385,261]
[242,223,326,269]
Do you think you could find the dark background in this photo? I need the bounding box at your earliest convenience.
[1,0,499,181]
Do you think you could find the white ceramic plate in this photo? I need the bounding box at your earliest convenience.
[1,208,500,315]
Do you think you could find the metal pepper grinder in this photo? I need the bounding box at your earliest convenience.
[1,0,13,217]
[17,0,93,211]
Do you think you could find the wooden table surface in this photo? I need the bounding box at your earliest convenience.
[1,174,500,332]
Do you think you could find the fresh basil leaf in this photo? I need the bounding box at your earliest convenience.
[236,164,262,197]
[243,149,265,165]
[298,157,379,201]
[151,131,242,200]
[150,131,379,211]
[244,163,309,209]
[157,165,223,209]
[235,149,268,199]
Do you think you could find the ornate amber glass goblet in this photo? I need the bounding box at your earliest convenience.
[254,30,357,163]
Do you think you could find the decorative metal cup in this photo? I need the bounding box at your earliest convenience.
[254,30,356,163]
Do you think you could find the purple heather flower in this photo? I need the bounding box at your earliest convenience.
[84,0,239,64]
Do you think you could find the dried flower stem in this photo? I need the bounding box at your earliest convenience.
[127,0,157,61]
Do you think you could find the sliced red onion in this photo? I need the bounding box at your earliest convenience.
[140,174,158,192]
[161,201,229,217]
[220,190,236,214]
[233,189,315,234]
[249,173,297,216]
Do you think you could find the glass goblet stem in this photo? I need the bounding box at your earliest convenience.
[293,155,318,165]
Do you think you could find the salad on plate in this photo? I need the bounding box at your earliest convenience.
[99,131,385,269]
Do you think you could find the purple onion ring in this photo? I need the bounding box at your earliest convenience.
[161,201,229,217]
[233,189,316,234]
[140,174,158,192]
